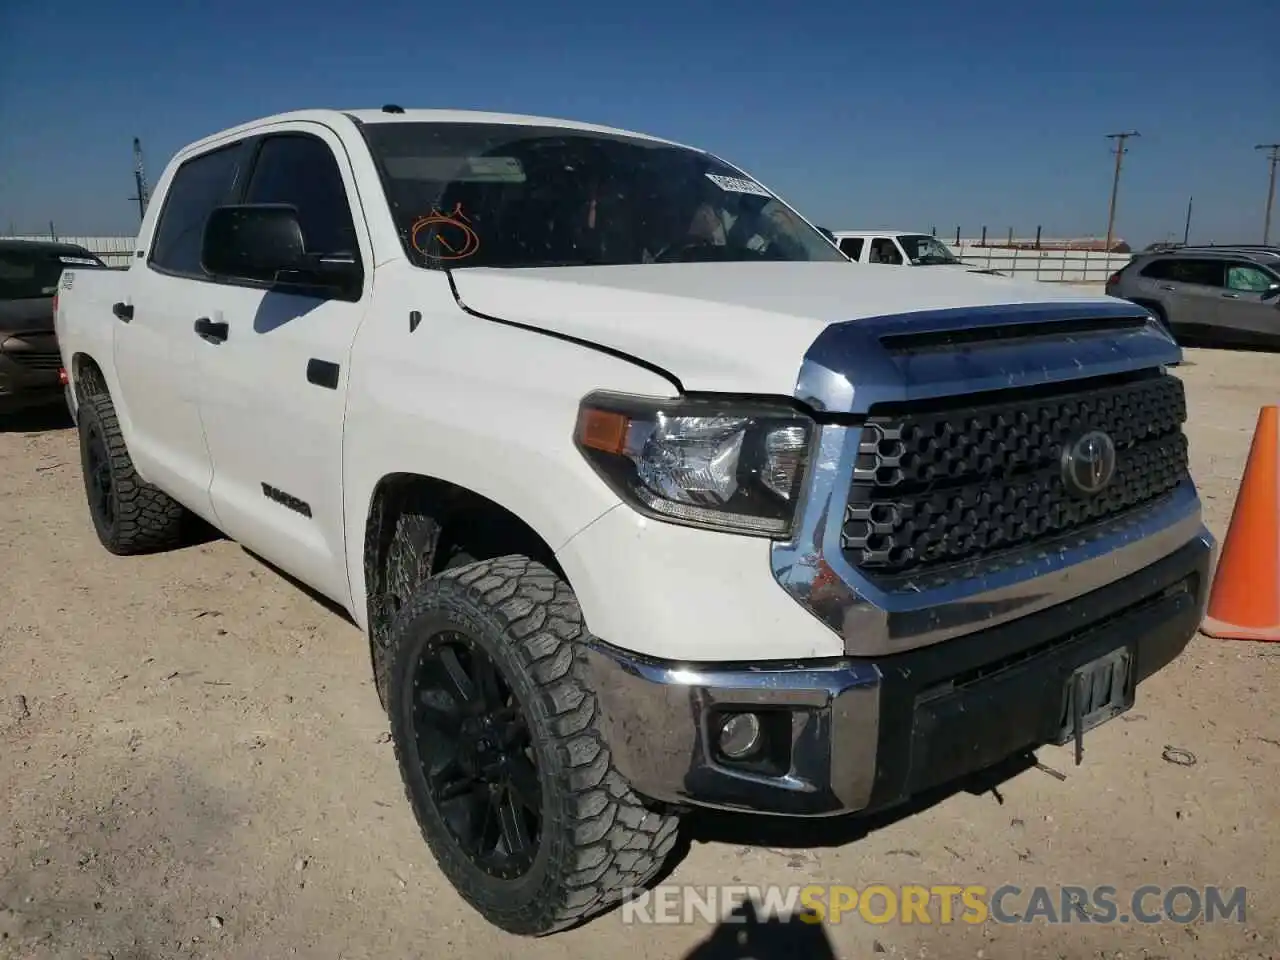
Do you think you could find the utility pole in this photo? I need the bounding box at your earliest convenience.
[1103,131,1139,253]
[129,137,150,223]
[1256,144,1279,245]
[1183,196,1193,245]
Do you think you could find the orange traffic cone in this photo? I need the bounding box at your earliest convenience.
[1200,405,1280,642]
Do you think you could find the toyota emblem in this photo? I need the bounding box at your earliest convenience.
[1061,430,1118,497]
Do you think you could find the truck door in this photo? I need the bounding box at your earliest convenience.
[114,140,250,521]
[1154,258,1226,334]
[1217,261,1280,343]
[193,125,372,606]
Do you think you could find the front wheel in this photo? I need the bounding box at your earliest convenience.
[386,556,682,935]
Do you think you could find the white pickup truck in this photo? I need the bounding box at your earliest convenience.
[55,107,1212,936]
[831,229,1004,275]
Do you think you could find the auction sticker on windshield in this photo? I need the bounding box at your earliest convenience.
[705,173,773,197]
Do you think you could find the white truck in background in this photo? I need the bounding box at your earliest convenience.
[54,106,1211,936]
[831,229,1005,275]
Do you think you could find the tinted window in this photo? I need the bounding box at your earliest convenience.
[0,247,105,300]
[1140,258,1225,287]
[839,237,864,259]
[869,238,903,264]
[1225,263,1276,292]
[360,121,845,269]
[150,144,245,276]
[243,135,359,257]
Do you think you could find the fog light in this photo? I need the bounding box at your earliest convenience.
[718,712,762,760]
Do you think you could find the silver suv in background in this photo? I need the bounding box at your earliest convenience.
[1106,245,1280,348]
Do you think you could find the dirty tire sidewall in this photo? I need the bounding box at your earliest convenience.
[78,397,119,548]
[375,509,441,708]
[76,393,186,556]
[386,555,681,936]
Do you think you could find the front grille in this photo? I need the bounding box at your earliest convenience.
[840,371,1189,577]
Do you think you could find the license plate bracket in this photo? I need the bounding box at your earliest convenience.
[1054,646,1135,764]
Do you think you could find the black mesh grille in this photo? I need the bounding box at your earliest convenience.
[841,372,1189,576]
[9,349,61,371]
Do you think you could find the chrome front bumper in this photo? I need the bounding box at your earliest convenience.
[582,530,1213,818]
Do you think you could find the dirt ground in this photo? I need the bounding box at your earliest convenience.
[2,347,1277,960]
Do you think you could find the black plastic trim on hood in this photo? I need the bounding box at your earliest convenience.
[795,300,1182,415]
[443,269,685,393]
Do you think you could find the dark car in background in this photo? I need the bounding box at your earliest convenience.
[1106,245,1280,348]
[0,239,108,413]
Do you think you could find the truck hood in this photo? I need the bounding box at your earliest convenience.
[448,261,1161,402]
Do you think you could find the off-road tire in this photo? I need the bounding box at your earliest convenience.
[374,507,477,709]
[77,392,186,555]
[386,555,682,935]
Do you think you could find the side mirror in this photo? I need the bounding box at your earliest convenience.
[201,204,307,281]
[1262,282,1280,302]
[817,226,836,243]
[200,204,360,293]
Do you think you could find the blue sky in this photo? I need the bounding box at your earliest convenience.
[2,0,1277,246]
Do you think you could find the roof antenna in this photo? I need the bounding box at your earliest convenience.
[382,104,405,114]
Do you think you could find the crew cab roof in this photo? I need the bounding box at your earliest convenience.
[831,230,921,238]
[178,107,699,157]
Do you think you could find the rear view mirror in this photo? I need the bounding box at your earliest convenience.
[201,204,307,281]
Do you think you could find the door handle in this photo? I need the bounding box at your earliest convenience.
[1158,285,1175,291]
[193,317,229,344]
[112,302,133,323]
[1221,293,1240,299]
[306,358,340,390]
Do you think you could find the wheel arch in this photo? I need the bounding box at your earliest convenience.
[358,471,577,701]
[71,351,109,403]
[1128,297,1165,319]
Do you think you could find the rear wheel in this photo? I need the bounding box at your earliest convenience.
[386,555,681,935]
[77,393,186,554]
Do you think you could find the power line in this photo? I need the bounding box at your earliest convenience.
[1256,143,1280,245]
[1103,131,1139,253]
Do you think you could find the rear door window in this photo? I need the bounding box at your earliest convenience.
[869,237,903,264]
[149,142,247,277]
[838,237,864,260]
[1141,258,1225,287]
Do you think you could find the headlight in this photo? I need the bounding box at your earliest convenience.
[574,393,816,538]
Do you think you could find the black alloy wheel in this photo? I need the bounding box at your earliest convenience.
[384,556,682,935]
[409,630,541,879]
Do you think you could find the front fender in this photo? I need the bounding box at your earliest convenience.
[340,304,680,633]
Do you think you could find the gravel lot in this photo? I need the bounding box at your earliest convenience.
[2,347,1277,960]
